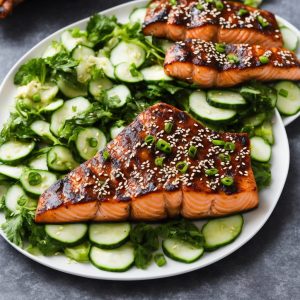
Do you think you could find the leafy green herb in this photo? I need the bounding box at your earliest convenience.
[252,160,271,190]
[1,197,36,247]
[28,224,63,256]
[87,14,118,45]
[130,223,159,269]
[14,58,47,85]
[157,219,203,248]
[45,52,78,75]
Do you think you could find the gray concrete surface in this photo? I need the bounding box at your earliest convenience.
[0,0,299,299]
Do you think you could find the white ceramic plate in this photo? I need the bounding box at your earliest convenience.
[0,0,292,280]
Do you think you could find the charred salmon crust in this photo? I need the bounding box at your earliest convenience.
[164,39,300,87]
[35,103,259,223]
[143,0,283,47]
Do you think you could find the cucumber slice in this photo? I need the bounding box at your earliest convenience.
[255,121,274,145]
[47,145,78,172]
[64,242,90,262]
[129,7,147,24]
[89,243,135,272]
[75,128,107,160]
[140,65,172,82]
[5,184,26,212]
[89,223,131,249]
[72,45,95,61]
[28,154,48,171]
[42,41,64,58]
[114,63,144,83]
[30,120,60,144]
[95,55,115,79]
[50,97,91,136]
[250,136,272,162]
[0,165,24,179]
[275,81,300,116]
[89,78,113,99]
[202,215,244,250]
[281,26,298,51]
[41,99,64,112]
[57,77,88,98]
[20,169,57,196]
[189,91,237,123]
[107,85,131,108]
[110,125,125,139]
[110,41,146,67]
[243,112,266,127]
[0,141,35,164]
[61,30,92,52]
[40,84,59,103]
[162,239,204,263]
[45,223,88,245]
[207,90,247,109]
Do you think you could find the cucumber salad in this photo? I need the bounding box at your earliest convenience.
[0,7,299,272]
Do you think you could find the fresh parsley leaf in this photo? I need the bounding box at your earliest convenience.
[28,224,63,256]
[130,223,159,269]
[14,58,47,85]
[157,219,204,248]
[252,160,271,190]
[87,14,118,45]
[45,52,78,75]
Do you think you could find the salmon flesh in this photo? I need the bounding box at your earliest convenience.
[164,39,300,87]
[35,103,258,223]
[143,0,283,47]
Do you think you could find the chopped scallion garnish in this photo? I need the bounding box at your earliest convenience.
[205,168,218,176]
[176,161,189,174]
[156,139,172,154]
[221,176,234,186]
[164,122,173,134]
[188,145,197,158]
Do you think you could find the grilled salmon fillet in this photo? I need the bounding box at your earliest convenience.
[143,0,283,47]
[35,103,258,223]
[164,39,300,87]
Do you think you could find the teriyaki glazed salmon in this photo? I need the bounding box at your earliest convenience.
[164,39,300,88]
[143,0,283,47]
[35,103,259,223]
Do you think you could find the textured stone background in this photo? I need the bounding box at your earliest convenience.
[0,1,299,299]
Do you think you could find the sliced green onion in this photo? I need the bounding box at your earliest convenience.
[215,1,224,10]
[176,161,189,174]
[188,145,197,158]
[145,135,155,145]
[205,168,218,176]
[155,157,165,167]
[87,138,98,148]
[279,89,288,97]
[237,8,249,16]
[169,0,177,6]
[103,150,110,161]
[196,3,203,10]
[221,176,234,186]
[227,53,239,64]
[257,15,269,28]
[218,153,231,162]
[156,139,172,154]
[32,93,41,102]
[259,56,269,64]
[154,253,167,267]
[164,122,173,134]
[28,171,42,186]
[215,43,226,53]
[212,139,225,146]
[224,142,235,151]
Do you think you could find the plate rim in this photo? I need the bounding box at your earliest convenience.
[0,0,292,281]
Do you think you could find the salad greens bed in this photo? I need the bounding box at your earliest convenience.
[0,5,299,272]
